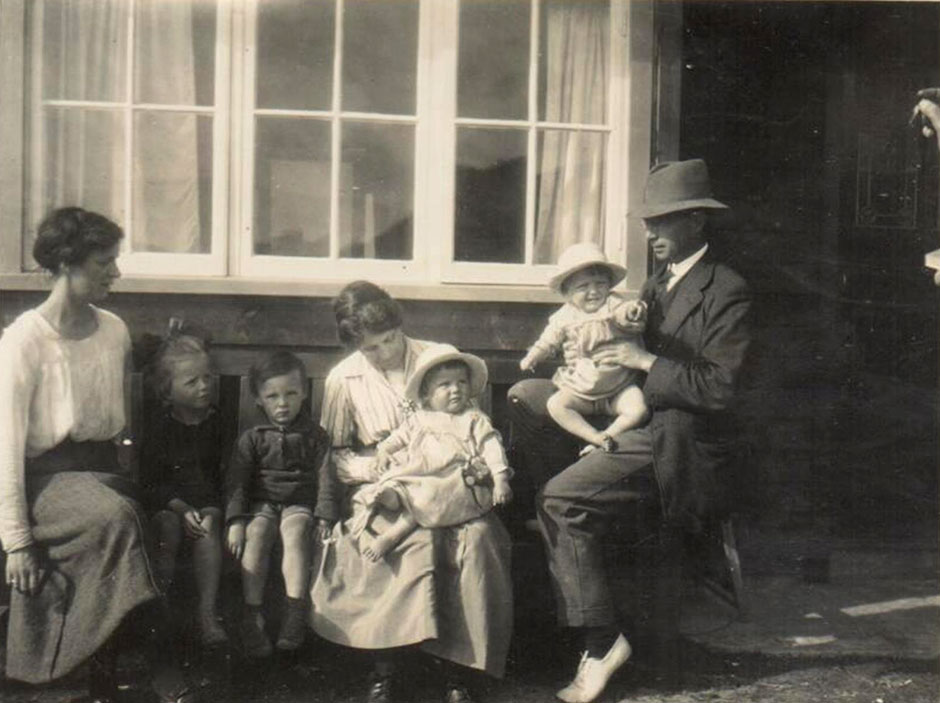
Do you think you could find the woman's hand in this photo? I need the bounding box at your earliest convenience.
[591,341,657,373]
[492,473,513,506]
[5,545,45,596]
[374,448,392,476]
[226,519,247,561]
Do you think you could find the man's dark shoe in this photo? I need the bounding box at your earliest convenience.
[366,675,394,703]
[443,684,474,703]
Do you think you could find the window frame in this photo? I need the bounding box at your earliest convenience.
[0,0,656,300]
[433,0,631,286]
[23,0,232,277]
[233,0,431,284]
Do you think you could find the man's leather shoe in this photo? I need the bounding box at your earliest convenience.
[366,676,394,703]
[556,633,631,703]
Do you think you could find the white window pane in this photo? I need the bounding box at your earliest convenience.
[340,122,414,260]
[257,0,334,111]
[454,128,527,264]
[539,0,609,124]
[41,108,126,225]
[343,0,418,115]
[534,129,606,264]
[41,0,128,102]
[135,0,216,106]
[133,112,212,253]
[458,0,529,120]
[254,117,331,258]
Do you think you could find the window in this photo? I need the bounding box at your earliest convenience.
[11,0,638,289]
[25,0,230,276]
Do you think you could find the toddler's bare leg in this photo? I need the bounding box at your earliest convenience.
[239,513,278,657]
[362,511,418,562]
[151,510,182,593]
[241,515,278,606]
[602,385,650,443]
[546,389,609,449]
[279,512,314,598]
[191,507,227,644]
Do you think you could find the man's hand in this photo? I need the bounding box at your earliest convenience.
[226,519,247,561]
[592,340,658,373]
[5,545,44,596]
[913,89,940,150]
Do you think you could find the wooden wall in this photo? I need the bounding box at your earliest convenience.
[0,289,556,434]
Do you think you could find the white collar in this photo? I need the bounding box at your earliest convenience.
[667,243,708,291]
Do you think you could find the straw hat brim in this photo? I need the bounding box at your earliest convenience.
[548,260,627,293]
[634,197,729,220]
[404,345,489,404]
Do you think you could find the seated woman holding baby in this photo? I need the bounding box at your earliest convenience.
[310,281,513,703]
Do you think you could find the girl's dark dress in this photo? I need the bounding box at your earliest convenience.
[140,407,229,513]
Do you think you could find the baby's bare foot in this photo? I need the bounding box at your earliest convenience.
[360,532,394,562]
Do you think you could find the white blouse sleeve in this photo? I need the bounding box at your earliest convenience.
[0,329,37,553]
[321,367,376,485]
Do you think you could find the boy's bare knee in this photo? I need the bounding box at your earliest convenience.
[246,515,277,546]
[200,507,223,533]
[280,513,314,545]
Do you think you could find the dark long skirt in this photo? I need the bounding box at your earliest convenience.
[6,467,161,683]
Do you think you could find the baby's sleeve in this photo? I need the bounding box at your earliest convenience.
[471,412,511,477]
[527,310,569,363]
[376,415,415,456]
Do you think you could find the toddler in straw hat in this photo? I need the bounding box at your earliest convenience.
[520,242,649,453]
[352,344,513,561]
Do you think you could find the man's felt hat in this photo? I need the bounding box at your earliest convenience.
[404,343,489,404]
[634,159,729,219]
[548,242,626,293]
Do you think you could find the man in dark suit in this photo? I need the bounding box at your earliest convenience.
[507,159,752,703]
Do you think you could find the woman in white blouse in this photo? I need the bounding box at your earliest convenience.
[0,208,196,703]
[311,281,513,703]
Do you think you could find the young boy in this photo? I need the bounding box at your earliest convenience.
[225,351,340,657]
[520,242,649,453]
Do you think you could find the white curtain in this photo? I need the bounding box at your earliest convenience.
[534,0,608,265]
[44,0,200,253]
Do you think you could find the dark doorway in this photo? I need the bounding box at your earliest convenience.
[678,1,939,542]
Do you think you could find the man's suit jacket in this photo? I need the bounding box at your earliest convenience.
[640,253,752,530]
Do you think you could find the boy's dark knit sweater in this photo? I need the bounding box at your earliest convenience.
[225,412,341,523]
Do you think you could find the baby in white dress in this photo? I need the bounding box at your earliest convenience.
[520,242,649,452]
[354,344,512,561]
